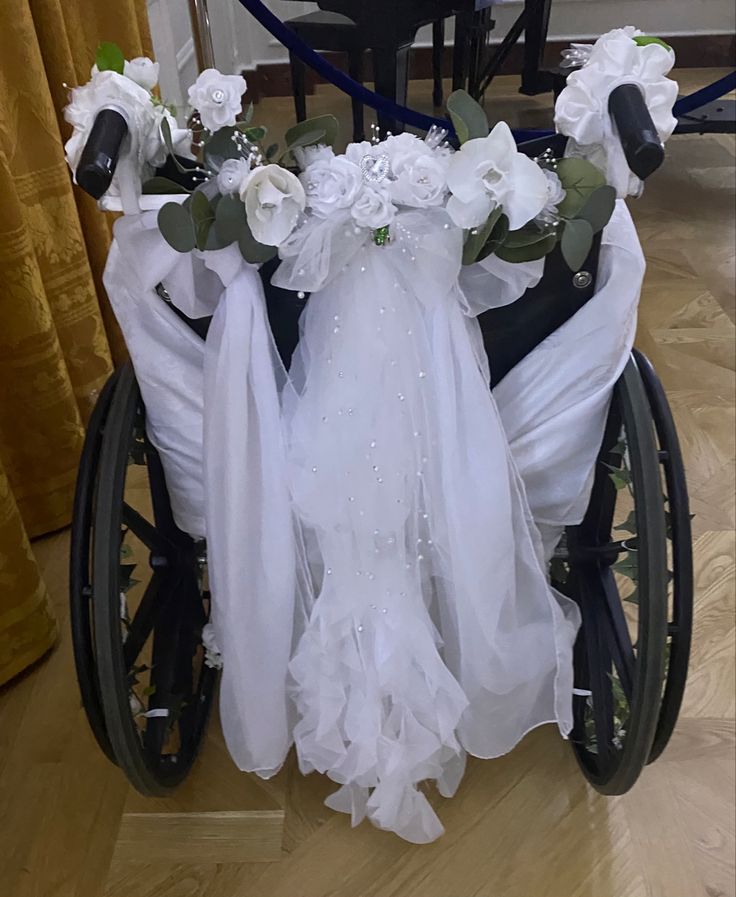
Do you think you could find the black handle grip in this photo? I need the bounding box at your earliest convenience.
[76,108,128,199]
[608,83,665,180]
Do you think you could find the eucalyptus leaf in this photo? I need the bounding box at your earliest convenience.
[462,207,502,265]
[160,117,196,174]
[215,193,247,245]
[95,41,125,75]
[190,190,215,251]
[555,158,607,219]
[204,126,244,168]
[495,232,557,264]
[576,185,616,233]
[502,223,552,249]
[244,102,254,125]
[158,201,196,253]
[265,143,279,160]
[447,89,488,144]
[285,114,339,150]
[142,176,191,195]
[560,217,594,271]
[238,219,278,264]
[239,125,267,142]
[285,129,326,150]
[476,213,509,263]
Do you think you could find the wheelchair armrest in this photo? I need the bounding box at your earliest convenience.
[608,83,665,180]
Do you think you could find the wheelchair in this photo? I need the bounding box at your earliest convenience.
[69,90,693,803]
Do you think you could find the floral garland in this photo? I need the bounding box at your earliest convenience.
[64,28,677,273]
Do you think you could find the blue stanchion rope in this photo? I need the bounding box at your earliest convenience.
[236,0,734,141]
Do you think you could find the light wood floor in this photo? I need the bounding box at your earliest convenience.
[2,72,734,897]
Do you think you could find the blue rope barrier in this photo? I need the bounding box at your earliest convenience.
[236,0,735,142]
[673,70,736,116]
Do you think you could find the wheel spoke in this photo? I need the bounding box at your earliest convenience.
[123,574,168,669]
[122,503,170,554]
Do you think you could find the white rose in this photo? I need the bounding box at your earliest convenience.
[301,155,362,218]
[188,68,247,132]
[218,157,254,194]
[124,57,160,91]
[293,144,335,170]
[350,185,396,230]
[445,120,548,230]
[391,153,448,208]
[241,164,306,246]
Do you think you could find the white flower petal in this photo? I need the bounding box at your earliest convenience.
[446,192,493,229]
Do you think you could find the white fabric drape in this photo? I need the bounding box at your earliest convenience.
[102,199,644,844]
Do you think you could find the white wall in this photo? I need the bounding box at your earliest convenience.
[202,0,735,75]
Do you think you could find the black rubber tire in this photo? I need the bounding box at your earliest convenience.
[69,368,121,765]
[566,356,669,794]
[633,349,694,763]
[92,362,216,795]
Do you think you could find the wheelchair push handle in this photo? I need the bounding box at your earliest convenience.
[76,108,129,200]
[608,83,665,180]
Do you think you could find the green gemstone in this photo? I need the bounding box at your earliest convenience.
[373,225,390,247]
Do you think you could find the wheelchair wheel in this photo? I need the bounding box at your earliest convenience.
[554,356,670,794]
[92,362,217,795]
[632,349,693,763]
[69,367,121,765]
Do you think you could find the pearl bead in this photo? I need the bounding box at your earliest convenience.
[376,477,383,484]
[381,608,388,614]
[357,624,364,632]
[348,496,355,502]
[326,568,333,575]
[370,440,377,448]
[333,326,340,334]
[312,466,318,473]
[419,371,426,379]
[297,291,306,299]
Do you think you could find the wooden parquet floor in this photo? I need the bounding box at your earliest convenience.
[1,71,734,897]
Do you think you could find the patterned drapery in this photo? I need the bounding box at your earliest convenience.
[0,0,152,685]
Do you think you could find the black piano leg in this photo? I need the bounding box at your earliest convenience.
[452,11,471,92]
[432,20,445,108]
[289,51,307,122]
[347,49,366,143]
[372,43,411,136]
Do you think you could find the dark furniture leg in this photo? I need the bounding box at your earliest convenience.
[432,19,445,108]
[372,43,411,135]
[289,51,307,122]
[452,10,472,91]
[347,49,365,142]
[520,0,554,95]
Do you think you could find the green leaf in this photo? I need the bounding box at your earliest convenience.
[237,218,278,264]
[633,35,672,51]
[576,185,616,234]
[243,102,254,125]
[555,158,606,219]
[496,232,557,264]
[614,509,637,535]
[502,223,553,250]
[476,213,509,263]
[462,207,502,265]
[447,89,488,143]
[158,201,196,253]
[285,114,339,150]
[214,194,246,245]
[560,217,594,271]
[95,42,125,75]
[190,190,215,251]
[142,176,191,195]
[285,129,326,150]
[236,124,268,142]
[203,126,243,168]
[265,143,279,160]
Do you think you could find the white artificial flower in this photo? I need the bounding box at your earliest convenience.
[350,184,397,229]
[293,144,335,170]
[124,57,160,91]
[63,69,155,173]
[344,140,375,167]
[241,163,306,246]
[300,155,362,218]
[445,121,549,230]
[202,623,223,670]
[218,157,254,194]
[391,153,449,208]
[188,68,247,132]
[537,168,565,224]
[554,27,677,196]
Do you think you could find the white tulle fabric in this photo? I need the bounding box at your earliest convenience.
[554,27,678,197]
[102,199,645,844]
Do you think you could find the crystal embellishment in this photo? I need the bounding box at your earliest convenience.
[360,153,391,185]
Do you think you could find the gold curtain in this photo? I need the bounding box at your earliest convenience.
[0,0,152,685]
